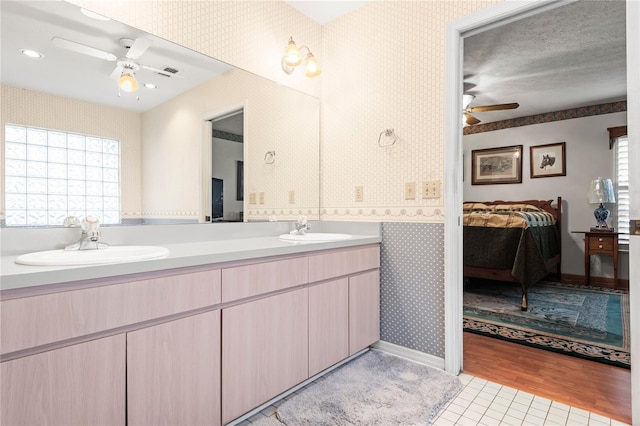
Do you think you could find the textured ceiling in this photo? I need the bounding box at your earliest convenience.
[463,0,627,124]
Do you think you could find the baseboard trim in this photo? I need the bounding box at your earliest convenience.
[562,273,629,290]
[371,340,445,370]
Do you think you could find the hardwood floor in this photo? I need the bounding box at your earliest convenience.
[463,332,631,424]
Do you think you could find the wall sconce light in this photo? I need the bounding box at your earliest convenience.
[281,36,321,78]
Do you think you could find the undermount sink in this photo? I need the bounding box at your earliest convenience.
[279,233,352,242]
[15,246,170,266]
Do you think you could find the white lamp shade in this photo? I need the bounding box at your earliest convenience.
[588,177,615,204]
[283,38,302,67]
[304,53,321,77]
[119,73,138,92]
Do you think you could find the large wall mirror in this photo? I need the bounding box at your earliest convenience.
[1,0,320,227]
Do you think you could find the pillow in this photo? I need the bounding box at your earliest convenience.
[493,203,542,212]
[462,202,494,212]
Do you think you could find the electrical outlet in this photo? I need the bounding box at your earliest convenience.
[259,192,265,204]
[289,190,295,204]
[422,180,441,199]
[405,182,416,200]
[355,186,364,202]
[249,192,256,204]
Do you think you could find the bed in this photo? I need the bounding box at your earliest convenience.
[463,197,562,311]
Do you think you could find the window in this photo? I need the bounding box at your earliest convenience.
[615,136,629,243]
[4,124,120,227]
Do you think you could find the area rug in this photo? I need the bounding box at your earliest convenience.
[252,350,462,425]
[463,279,630,368]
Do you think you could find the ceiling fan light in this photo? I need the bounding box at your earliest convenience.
[283,37,302,67]
[304,53,321,78]
[119,72,138,92]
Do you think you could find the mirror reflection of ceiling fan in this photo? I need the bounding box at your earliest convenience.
[462,94,519,125]
[51,36,179,93]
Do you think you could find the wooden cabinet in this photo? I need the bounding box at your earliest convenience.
[578,231,620,288]
[222,288,309,424]
[1,244,379,425]
[1,335,126,426]
[349,270,380,355]
[309,278,349,376]
[127,311,221,426]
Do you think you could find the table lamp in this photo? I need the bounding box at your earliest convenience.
[588,177,615,231]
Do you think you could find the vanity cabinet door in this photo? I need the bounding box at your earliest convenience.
[222,288,309,424]
[0,335,126,425]
[309,278,349,376]
[127,310,221,426]
[349,270,380,355]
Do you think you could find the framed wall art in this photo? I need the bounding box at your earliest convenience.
[530,142,566,178]
[471,145,523,185]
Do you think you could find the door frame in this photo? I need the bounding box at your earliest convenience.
[443,0,639,422]
[200,102,247,223]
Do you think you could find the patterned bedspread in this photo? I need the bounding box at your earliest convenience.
[463,210,561,289]
[463,210,556,229]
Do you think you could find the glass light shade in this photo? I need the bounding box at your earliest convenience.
[283,38,302,67]
[588,177,615,204]
[304,53,321,77]
[118,73,138,92]
[462,94,475,109]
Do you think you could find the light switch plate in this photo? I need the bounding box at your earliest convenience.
[355,186,364,202]
[289,190,295,204]
[249,192,256,204]
[259,192,265,204]
[422,180,441,199]
[405,182,416,200]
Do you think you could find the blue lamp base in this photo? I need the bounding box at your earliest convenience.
[591,202,614,232]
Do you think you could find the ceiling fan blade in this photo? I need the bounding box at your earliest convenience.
[126,37,152,59]
[109,64,124,80]
[51,37,117,61]
[468,103,519,113]
[464,113,481,125]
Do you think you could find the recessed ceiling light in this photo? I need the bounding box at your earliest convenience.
[20,49,44,59]
[81,8,110,21]
[144,83,157,89]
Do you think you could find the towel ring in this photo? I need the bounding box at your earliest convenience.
[378,128,397,147]
[264,150,276,164]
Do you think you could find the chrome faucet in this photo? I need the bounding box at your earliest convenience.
[64,216,108,250]
[290,215,310,235]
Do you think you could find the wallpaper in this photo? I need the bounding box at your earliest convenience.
[320,0,501,223]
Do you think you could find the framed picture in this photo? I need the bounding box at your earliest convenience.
[530,142,566,178]
[471,145,523,185]
[236,160,244,201]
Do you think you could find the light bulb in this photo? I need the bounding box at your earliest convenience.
[304,53,321,78]
[119,73,138,92]
[283,37,302,67]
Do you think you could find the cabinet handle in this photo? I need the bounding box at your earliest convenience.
[599,244,603,249]
[598,238,603,242]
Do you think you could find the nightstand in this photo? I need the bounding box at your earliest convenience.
[581,231,619,288]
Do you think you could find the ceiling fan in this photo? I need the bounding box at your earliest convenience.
[51,36,175,91]
[462,94,519,125]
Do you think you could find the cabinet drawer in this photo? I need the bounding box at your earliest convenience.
[1,269,221,355]
[221,257,307,302]
[308,245,380,283]
[588,237,614,251]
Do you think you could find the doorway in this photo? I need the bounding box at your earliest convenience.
[208,110,244,222]
[444,0,639,422]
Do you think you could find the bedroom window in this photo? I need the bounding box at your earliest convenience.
[4,124,121,227]
[614,136,629,244]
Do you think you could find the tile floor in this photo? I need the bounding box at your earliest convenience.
[238,372,628,426]
[431,374,628,426]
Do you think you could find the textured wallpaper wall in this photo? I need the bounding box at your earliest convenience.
[0,85,143,221]
[320,0,500,223]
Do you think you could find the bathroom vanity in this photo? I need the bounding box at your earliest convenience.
[0,233,380,425]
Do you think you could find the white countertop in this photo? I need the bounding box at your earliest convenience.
[1,234,380,292]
